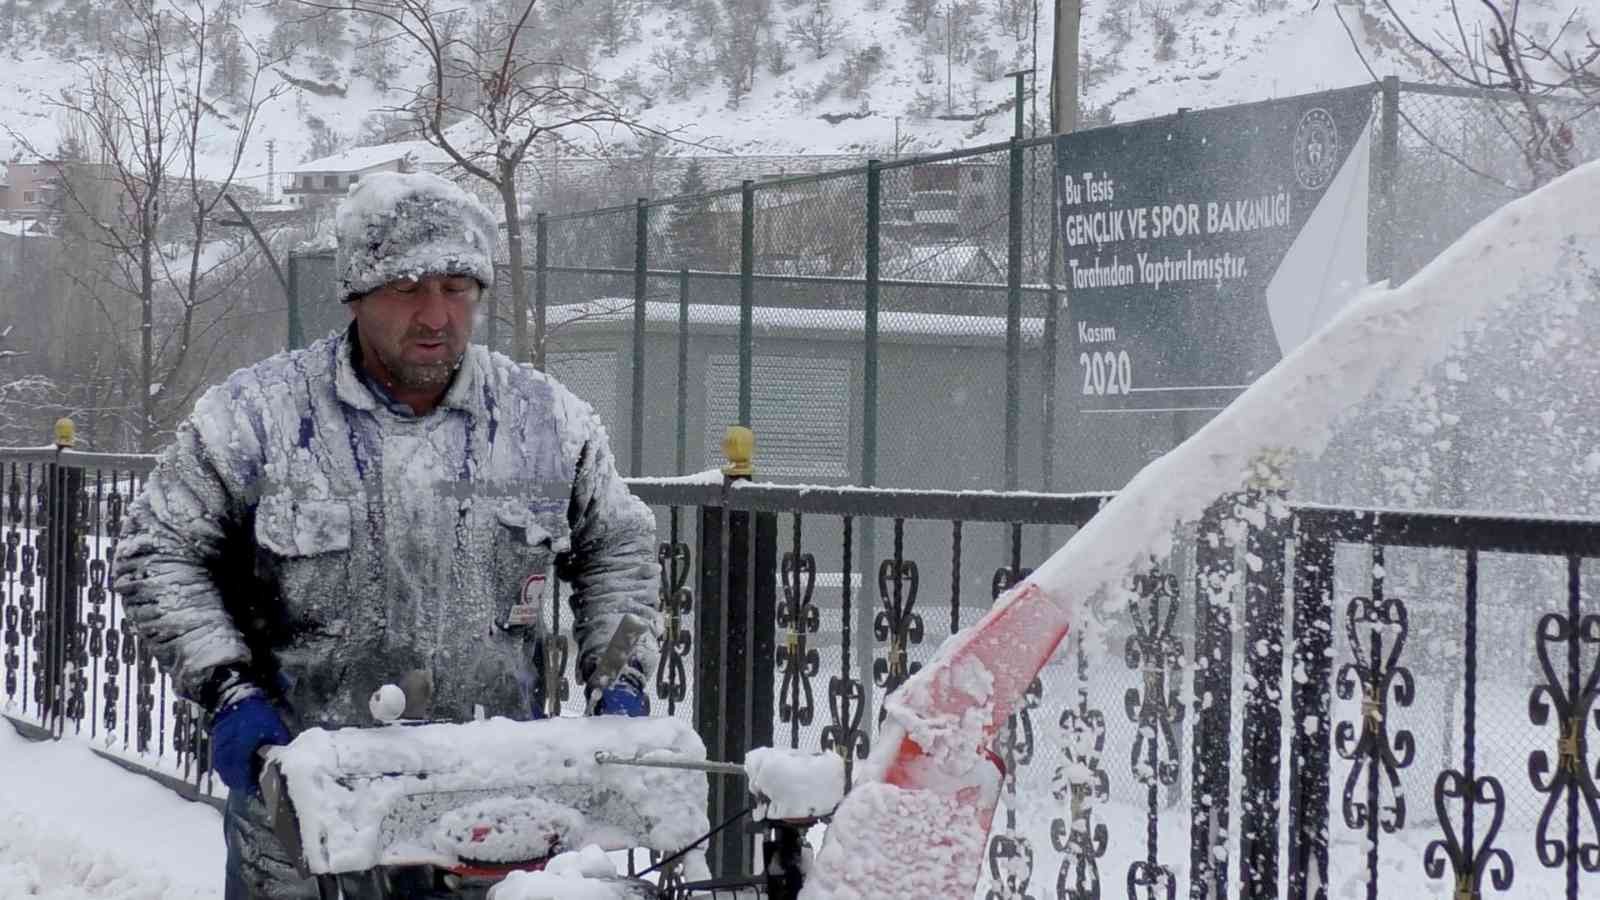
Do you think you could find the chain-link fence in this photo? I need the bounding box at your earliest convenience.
[523,141,1059,494]
[1382,80,1600,283]
[1318,78,1600,848]
[277,80,1596,498]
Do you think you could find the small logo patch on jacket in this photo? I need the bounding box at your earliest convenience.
[505,574,547,627]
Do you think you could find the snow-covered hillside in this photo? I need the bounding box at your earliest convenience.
[0,1,1590,200]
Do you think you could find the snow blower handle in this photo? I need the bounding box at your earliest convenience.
[592,750,747,776]
[256,747,362,900]
[256,747,312,880]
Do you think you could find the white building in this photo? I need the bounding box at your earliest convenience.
[283,141,454,209]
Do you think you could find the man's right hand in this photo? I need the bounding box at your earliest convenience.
[209,694,291,795]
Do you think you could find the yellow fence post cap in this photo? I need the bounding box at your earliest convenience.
[721,426,754,478]
[53,418,76,449]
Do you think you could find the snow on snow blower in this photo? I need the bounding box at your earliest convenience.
[256,683,712,900]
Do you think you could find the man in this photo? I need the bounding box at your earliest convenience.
[112,171,662,898]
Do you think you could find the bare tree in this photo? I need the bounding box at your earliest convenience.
[594,0,639,58]
[650,45,699,99]
[8,0,285,451]
[717,0,768,108]
[301,0,657,369]
[787,0,845,59]
[1335,0,1599,188]
[0,374,57,445]
[990,0,1027,44]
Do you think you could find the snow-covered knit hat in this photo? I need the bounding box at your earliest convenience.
[335,171,498,302]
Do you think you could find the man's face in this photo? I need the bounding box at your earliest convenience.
[349,274,479,392]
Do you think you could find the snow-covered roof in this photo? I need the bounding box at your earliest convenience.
[0,220,44,237]
[546,299,1043,341]
[889,244,1002,280]
[292,141,452,175]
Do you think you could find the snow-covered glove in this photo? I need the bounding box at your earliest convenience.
[209,695,291,795]
[591,683,650,717]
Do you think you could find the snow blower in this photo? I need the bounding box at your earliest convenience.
[257,684,712,900]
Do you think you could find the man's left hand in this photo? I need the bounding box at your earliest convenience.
[591,683,650,717]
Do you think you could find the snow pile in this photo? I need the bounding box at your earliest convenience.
[0,724,221,899]
[269,715,709,874]
[626,468,727,487]
[432,796,589,863]
[744,748,845,820]
[485,846,635,900]
[804,159,1600,898]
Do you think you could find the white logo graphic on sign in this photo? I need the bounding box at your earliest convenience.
[1293,108,1341,191]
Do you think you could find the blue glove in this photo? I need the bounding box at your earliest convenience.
[592,683,650,717]
[209,695,291,794]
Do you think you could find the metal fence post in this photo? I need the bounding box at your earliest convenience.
[632,198,648,476]
[860,162,882,729]
[1287,520,1334,900]
[750,504,777,761]
[863,161,881,490]
[286,252,304,351]
[1005,138,1023,491]
[695,496,731,874]
[739,181,755,427]
[723,494,753,876]
[1240,491,1289,898]
[1041,150,1061,561]
[534,212,548,371]
[1375,76,1401,284]
[1190,500,1236,899]
[700,426,768,877]
[43,421,82,737]
[1043,173,1059,495]
[677,267,690,476]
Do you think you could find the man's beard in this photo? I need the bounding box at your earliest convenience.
[377,337,461,391]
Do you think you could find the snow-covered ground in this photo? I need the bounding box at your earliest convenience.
[0,723,223,899]
[0,719,687,899]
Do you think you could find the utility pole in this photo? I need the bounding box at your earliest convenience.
[1053,0,1082,134]
[265,139,277,203]
[946,1,954,115]
[1006,69,1033,140]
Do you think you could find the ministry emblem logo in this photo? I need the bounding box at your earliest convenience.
[1293,108,1340,191]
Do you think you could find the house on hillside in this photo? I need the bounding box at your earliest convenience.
[0,219,49,280]
[1,159,135,223]
[283,141,453,209]
[882,159,1006,243]
[0,161,60,218]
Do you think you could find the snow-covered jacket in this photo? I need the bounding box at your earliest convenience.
[112,325,661,727]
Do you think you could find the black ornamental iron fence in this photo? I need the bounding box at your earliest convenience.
[0,444,217,805]
[6,433,1600,899]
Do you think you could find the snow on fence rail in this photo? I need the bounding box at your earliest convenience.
[7,447,1599,899]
